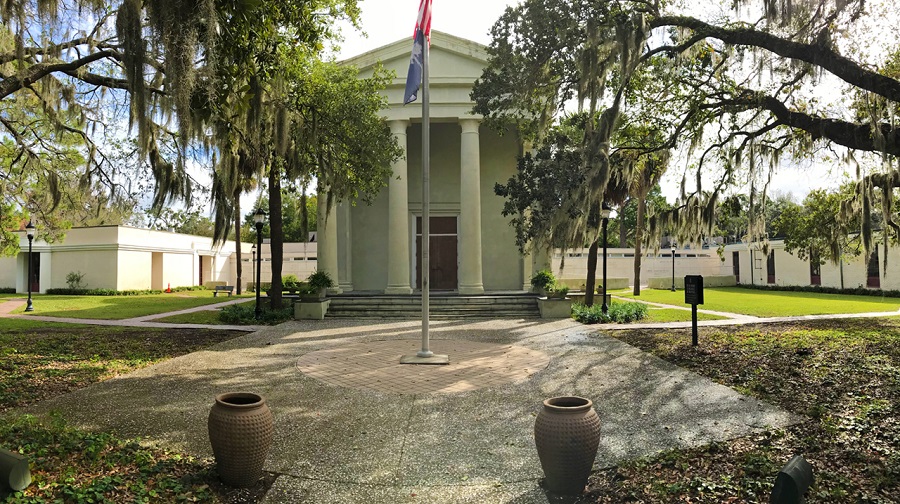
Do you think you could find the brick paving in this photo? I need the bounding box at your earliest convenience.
[296,338,550,395]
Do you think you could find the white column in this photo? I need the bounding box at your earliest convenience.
[317,188,342,294]
[459,118,484,294]
[337,201,354,292]
[520,140,535,291]
[385,120,413,294]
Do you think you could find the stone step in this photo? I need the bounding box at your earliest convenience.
[325,294,540,319]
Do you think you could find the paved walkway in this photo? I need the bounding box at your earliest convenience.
[0,297,262,332]
[10,318,796,503]
[6,295,898,501]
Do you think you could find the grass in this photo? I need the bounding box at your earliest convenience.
[0,324,243,412]
[616,286,900,317]
[0,322,257,502]
[585,318,900,502]
[642,308,728,323]
[11,293,245,320]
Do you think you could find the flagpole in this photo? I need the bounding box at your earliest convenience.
[418,34,432,358]
[399,0,446,366]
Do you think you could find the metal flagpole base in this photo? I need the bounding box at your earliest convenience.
[400,354,449,365]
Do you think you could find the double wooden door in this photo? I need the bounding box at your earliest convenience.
[415,216,458,290]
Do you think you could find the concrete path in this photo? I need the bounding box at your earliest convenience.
[0,297,261,332]
[12,318,796,503]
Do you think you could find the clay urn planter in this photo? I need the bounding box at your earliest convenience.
[207,392,274,488]
[534,396,601,495]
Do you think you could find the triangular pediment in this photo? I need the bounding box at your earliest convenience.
[342,30,488,85]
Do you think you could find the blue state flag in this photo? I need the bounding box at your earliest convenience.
[404,28,425,105]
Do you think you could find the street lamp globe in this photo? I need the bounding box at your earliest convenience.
[25,221,35,239]
[253,208,266,228]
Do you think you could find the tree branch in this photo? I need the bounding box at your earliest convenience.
[651,15,900,103]
[0,50,115,100]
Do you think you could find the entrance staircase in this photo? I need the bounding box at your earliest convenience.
[325,293,540,319]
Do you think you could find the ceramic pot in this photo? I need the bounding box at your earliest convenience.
[207,392,274,487]
[534,396,601,495]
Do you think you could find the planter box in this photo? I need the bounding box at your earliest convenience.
[294,299,330,320]
[537,298,573,319]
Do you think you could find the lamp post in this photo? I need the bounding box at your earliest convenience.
[253,209,266,320]
[600,202,611,314]
[25,221,35,312]
[671,244,677,292]
[251,244,256,297]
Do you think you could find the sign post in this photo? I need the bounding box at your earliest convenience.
[684,275,704,346]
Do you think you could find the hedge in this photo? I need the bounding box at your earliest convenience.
[44,286,207,296]
[737,283,900,298]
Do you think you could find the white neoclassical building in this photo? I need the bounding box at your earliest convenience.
[318,31,539,294]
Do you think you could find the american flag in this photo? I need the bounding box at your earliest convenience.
[403,0,432,105]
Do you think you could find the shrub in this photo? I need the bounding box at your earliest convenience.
[219,303,293,325]
[738,283,900,298]
[0,287,14,294]
[45,288,163,296]
[572,301,648,324]
[282,274,301,291]
[66,271,86,289]
[530,270,556,291]
[306,269,335,291]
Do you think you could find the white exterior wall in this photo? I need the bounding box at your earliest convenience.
[116,250,153,290]
[1,226,247,292]
[724,241,897,290]
[50,249,119,290]
[552,248,731,287]
[0,254,16,288]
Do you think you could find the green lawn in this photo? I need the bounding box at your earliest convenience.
[10,293,240,320]
[615,287,900,317]
[642,308,727,323]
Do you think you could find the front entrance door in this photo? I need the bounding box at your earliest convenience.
[732,251,740,283]
[415,216,458,290]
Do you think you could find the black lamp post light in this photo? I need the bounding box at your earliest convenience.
[253,208,266,320]
[600,202,611,314]
[671,244,677,292]
[25,221,35,312]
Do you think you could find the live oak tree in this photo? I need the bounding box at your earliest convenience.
[1,0,401,308]
[473,0,900,265]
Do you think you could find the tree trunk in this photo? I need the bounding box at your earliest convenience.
[300,191,309,242]
[233,189,243,295]
[618,202,627,247]
[268,166,284,310]
[633,195,646,296]
[584,239,599,307]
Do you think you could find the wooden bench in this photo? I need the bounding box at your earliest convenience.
[213,285,235,297]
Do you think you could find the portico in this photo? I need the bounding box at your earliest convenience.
[323,31,525,294]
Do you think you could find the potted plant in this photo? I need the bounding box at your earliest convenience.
[546,283,569,299]
[530,269,556,296]
[295,270,335,320]
[306,270,334,300]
